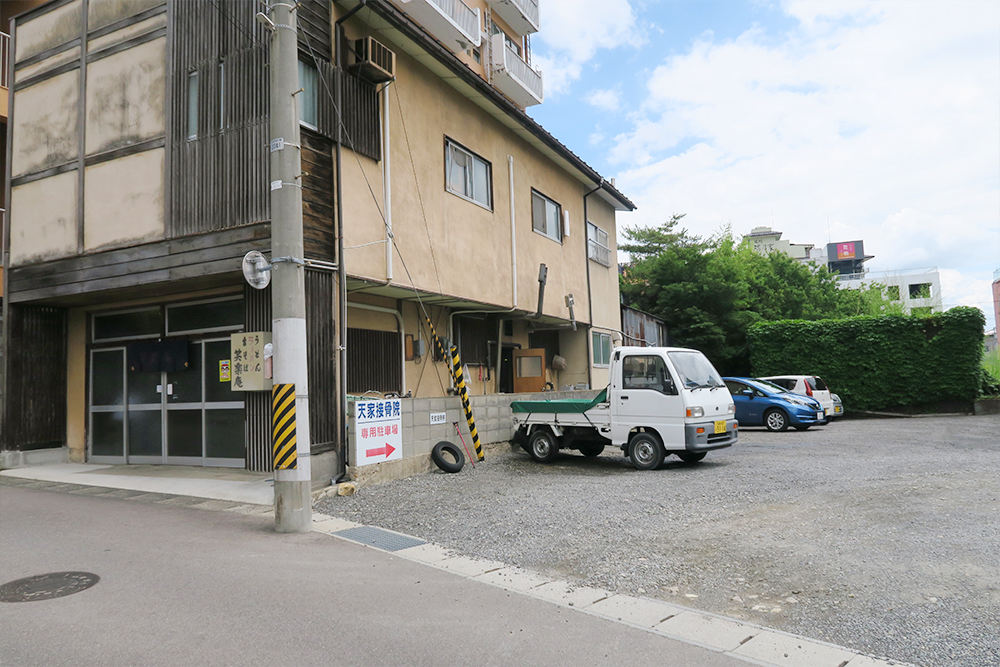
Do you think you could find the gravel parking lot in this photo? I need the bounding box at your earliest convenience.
[318,415,1000,667]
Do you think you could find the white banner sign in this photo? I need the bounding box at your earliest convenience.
[354,399,403,467]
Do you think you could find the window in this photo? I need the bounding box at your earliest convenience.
[472,47,481,64]
[166,298,244,335]
[298,60,319,129]
[491,21,522,57]
[908,283,931,299]
[218,60,225,131]
[886,285,900,300]
[445,140,492,208]
[587,222,611,267]
[93,308,163,342]
[622,355,675,394]
[532,190,562,242]
[592,332,611,367]
[187,71,198,140]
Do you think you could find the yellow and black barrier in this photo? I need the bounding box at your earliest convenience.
[272,383,298,470]
[424,314,484,462]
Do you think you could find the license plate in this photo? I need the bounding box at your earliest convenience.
[816,411,824,420]
[714,420,726,434]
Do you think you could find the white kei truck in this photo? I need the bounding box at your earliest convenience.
[510,346,738,470]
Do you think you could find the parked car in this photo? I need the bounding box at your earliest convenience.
[831,393,844,418]
[758,375,835,419]
[723,377,826,431]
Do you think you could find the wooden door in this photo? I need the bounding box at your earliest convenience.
[513,348,546,393]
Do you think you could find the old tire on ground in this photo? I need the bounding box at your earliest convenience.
[431,441,465,473]
[676,451,706,464]
[529,429,559,463]
[628,432,665,470]
[579,443,605,457]
[764,409,789,432]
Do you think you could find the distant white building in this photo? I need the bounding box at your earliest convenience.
[744,228,943,315]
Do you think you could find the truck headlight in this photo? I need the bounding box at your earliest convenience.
[686,407,704,418]
[728,403,735,414]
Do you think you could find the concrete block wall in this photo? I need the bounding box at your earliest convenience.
[348,389,601,486]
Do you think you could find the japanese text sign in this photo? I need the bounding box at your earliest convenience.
[353,399,403,467]
[230,332,273,392]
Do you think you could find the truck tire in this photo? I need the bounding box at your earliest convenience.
[579,443,605,457]
[676,451,706,464]
[431,441,465,473]
[628,432,664,470]
[529,429,559,463]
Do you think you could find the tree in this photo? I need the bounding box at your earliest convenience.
[619,215,881,375]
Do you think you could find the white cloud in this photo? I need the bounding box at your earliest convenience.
[587,87,622,112]
[610,0,1000,325]
[533,0,643,96]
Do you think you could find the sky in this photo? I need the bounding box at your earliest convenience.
[527,0,1000,331]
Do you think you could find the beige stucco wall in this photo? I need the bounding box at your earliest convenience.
[85,37,166,155]
[14,0,82,63]
[84,147,165,250]
[66,309,88,463]
[10,70,80,177]
[9,171,79,265]
[88,0,163,32]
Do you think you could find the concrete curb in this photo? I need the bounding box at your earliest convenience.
[309,512,914,667]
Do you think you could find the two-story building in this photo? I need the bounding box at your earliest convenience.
[1,0,634,483]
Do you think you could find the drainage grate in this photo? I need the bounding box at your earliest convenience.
[0,572,100,603]
[335,526,426,552]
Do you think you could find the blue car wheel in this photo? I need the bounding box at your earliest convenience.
[764,408,789,432]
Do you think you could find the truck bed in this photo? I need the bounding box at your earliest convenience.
[510,389,608,415]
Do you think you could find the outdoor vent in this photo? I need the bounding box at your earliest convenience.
[350,36,396,84]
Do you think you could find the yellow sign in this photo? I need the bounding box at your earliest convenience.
[219,359,231,381]
[272,383,297,469]
[230,332,272,392]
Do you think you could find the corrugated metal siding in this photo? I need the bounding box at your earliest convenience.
[347,328,401,394]
[622,307,669,347]
[169,0,270,237]
[306,270,337,454]
[244,285,272,472]
[3,306,67,451]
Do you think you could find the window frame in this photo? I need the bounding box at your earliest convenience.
[444,138,493,210]
[587,221,611,267]
[187,70,199,141]
[297,59,319,131]
[592,331,611,367]
[908,282,932,299]
[531,189,563,243]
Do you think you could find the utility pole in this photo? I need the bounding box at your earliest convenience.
[267,1,312,533]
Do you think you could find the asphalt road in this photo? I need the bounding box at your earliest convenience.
[0,481,747,667]
[318,414,1000,667]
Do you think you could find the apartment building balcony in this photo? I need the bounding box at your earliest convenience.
[491,33,543,107]
[1,32,10,120]
[393,0,481,52]
[486,0,539,36]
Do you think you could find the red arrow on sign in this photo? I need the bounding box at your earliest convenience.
[366,443,396,459]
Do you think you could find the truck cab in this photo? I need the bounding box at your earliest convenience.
[609,347,737,466]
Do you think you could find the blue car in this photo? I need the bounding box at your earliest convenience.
[722,377,827,431]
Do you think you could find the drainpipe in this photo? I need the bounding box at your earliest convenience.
[335,0,367,479]
[583,181,603,390]
[347,303,405,393]
[508,155,517,308]
[382,81,392,282]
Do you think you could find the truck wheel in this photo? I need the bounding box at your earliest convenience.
[676,451,706,464]
[529,429,559,463]
[579,443,605,457]
[628,432,664,470]
[764,409,789,432]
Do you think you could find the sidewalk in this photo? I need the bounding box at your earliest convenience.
[0,467,907,667]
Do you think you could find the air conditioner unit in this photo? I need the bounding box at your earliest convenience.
[350,36,396,84]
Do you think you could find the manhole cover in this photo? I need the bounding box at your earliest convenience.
[0,572,100,603]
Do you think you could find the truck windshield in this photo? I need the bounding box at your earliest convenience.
[667,351,724,389]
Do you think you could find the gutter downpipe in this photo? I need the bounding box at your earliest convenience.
[335,0,367,480]
[508,155,516,308]
[583,181,603,390]
[383,81,392,282]
[347,303,405,392]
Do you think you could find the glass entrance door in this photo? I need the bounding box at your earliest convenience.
[89,339,245,467]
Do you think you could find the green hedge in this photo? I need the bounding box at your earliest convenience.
[748,307,985,411]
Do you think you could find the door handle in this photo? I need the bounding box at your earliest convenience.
[621,395,629,400]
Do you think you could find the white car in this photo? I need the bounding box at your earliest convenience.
[758,375,835,419]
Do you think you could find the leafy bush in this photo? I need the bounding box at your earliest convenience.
[748,307,985,411]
